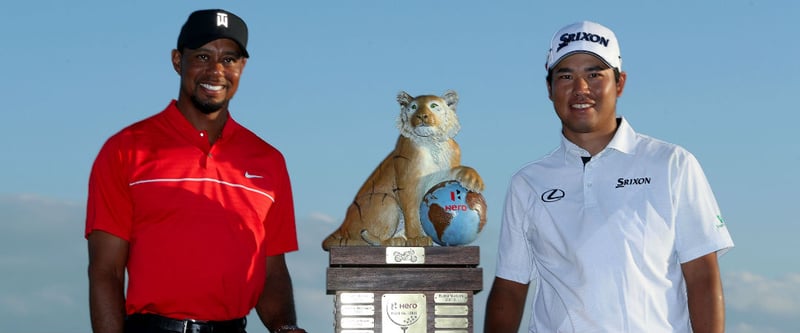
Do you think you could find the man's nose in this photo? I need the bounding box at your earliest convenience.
[206,59,224,75]
[572,77,590,95]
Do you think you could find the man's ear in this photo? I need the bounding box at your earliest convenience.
[171,49,182,75]
[546,80,554,101]
[616,71,627,97]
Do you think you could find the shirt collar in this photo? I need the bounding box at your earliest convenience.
[606,117,637,155]
[559,117,638,162]
[162,100,242,146]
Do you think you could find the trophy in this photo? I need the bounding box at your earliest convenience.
[323,90,487,332]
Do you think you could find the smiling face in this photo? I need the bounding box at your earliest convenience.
[172,38,247,115]
[547,53,626,143]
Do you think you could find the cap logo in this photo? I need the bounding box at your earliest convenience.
[216,12,229,28]
[556,32,610,52]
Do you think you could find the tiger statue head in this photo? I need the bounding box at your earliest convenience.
[397,90,461,144]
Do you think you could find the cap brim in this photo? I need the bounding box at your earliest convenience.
[182,36,249,58]
[548,50,615,71]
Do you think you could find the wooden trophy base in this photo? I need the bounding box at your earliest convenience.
[327,246,482,333]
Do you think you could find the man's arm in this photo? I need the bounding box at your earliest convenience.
[484,276,529,333]
[87,230,129,333]
[256,254,305,333]
[682,252,725,333]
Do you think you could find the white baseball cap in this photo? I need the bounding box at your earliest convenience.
[545,21,622,71]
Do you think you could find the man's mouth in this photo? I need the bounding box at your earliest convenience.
[200,83,223,91]
[571,103,592,109]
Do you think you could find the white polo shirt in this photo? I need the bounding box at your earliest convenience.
[496,117,734,333]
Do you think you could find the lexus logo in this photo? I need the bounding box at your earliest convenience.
[541,189,565,202]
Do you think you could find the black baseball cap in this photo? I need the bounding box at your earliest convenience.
[177,9,249,58]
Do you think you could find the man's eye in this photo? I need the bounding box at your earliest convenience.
[196,54,209,61]
[558,74,572,80]
[588,73,600,78]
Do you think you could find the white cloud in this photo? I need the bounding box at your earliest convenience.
[308,211,338,225]
[36,284,79,308]
[724,271,800,333]
[0,295,33,317]
[0,194,88,333]
[725,271,800,317]
[729,322,787,333]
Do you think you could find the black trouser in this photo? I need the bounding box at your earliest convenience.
[125,313,247,333]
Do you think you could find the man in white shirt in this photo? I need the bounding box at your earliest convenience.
[484,21,734,333]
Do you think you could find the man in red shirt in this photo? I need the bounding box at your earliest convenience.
[86,9,306,333]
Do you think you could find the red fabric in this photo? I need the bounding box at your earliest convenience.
[86,100,298,320]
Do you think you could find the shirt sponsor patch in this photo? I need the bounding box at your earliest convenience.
[615,177,651,188]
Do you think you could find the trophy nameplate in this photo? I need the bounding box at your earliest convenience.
[340,292,375,304]
[341,304,375,316]
[341,317,375,329]
[434,305,469,316]
[385,247,425,264]
[433,292,468,304]
[434,317,469,329]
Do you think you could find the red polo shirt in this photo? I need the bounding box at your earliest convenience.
[86,100,298,320]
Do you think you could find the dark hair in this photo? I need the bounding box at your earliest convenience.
[546,68,621,85]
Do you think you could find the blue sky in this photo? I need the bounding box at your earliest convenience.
[1,0,798,332]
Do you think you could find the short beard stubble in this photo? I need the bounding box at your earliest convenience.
[190,95,226,115]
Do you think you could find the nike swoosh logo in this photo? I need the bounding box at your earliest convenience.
[245,171,263,179]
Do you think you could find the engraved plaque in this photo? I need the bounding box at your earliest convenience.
[385,247,426,264]
[434,305,469,316]
[434,317,469,329]
[340,292,375,304]
[341,317,375,329]
[434,293,468,304]
[382,293,427,333]
[341,304,375,316]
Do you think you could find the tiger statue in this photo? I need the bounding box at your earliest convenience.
[321,90,484,251]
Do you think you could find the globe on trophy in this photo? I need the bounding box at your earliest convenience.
[420,180,487,246]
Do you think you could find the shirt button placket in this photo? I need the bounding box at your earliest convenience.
[584,163,598,207]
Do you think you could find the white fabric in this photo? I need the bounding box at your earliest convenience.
[495,117,734,333]
[546,21,622,70]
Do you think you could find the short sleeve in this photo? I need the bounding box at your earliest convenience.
[673,151,734,263]
[262,151,299,256]
[85,134,134,240]
[495,175,537,284]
